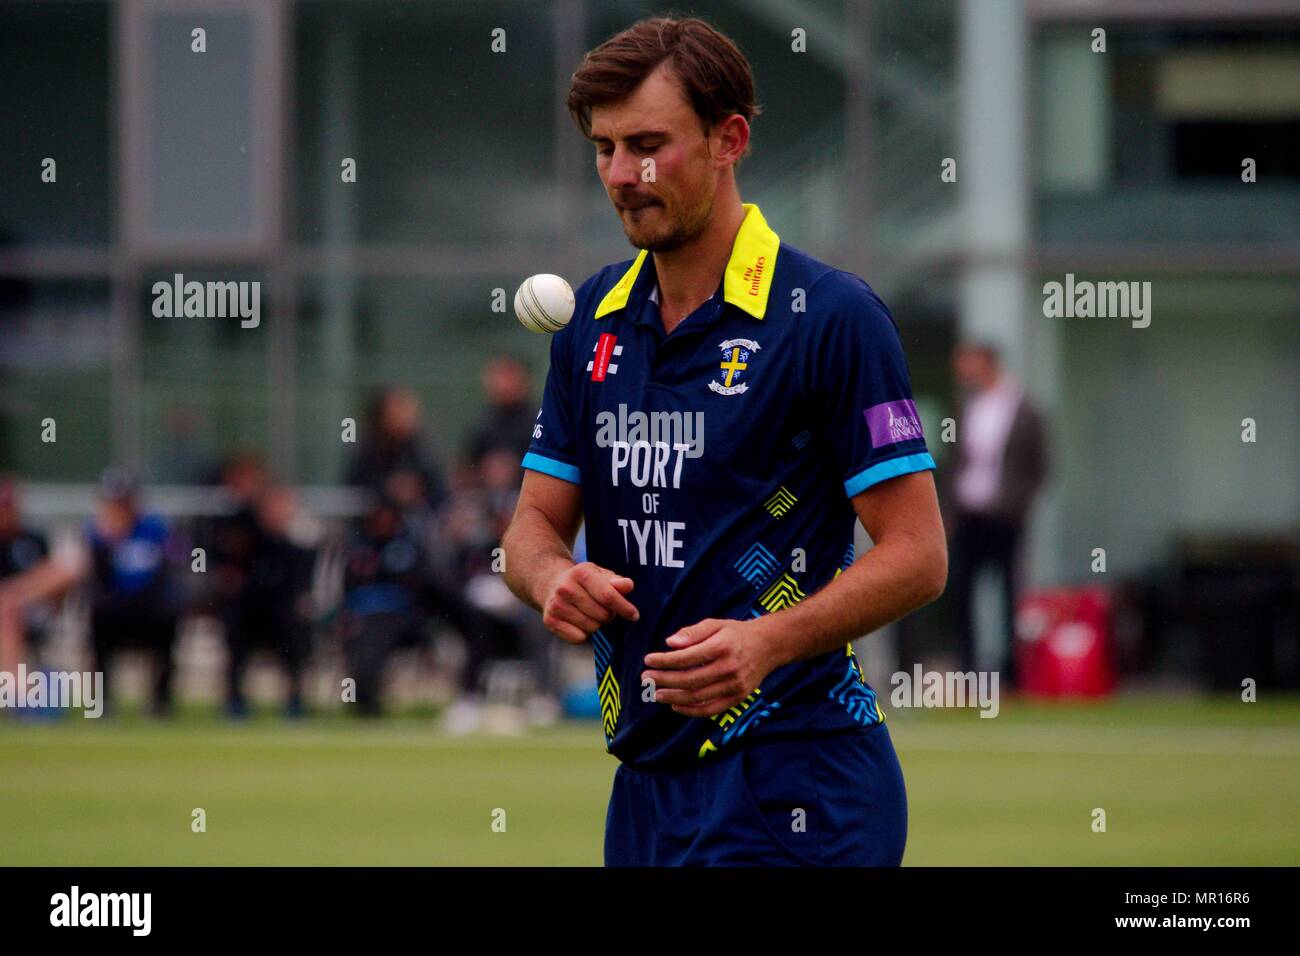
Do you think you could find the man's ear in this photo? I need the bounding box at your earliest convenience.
[711,114,750,166]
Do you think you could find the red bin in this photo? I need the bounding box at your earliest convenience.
[1014,587,1116,697]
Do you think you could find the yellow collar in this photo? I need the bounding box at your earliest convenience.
[594,203,780,321]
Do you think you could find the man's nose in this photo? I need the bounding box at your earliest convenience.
[605,144,642,190]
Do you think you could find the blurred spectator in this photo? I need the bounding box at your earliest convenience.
[345,387,447,524]
[431,447,548,733]
[465,355,535,478]
[223,483,316,718]
[0,476,51,671]
[339,496,428,716]
[207,450,269,615]
[944,342,1050,688]
[6,470,192,715]
[153,404,209,484]
[84,470,186,716]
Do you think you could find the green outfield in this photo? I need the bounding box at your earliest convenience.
[1,696,1296,866]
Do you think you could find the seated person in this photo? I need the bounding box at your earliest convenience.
[223,484,316,718]
[85,471,184,716]
[339,497,427,717]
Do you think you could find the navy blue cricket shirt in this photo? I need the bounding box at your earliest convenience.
[522,203,935,771]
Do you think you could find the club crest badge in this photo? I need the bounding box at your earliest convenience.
[709,338,760,396]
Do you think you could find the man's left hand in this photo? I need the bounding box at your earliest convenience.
[641,617,782,718]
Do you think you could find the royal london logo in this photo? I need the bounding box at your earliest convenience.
[708,337,760,396]
[864,399,924,447]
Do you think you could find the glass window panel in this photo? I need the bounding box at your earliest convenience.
[1035,20,1300,244]
[1047,274,1299,575]
[137,267,270,483]
[0,1,111,246]
[0,279,114,480]
[294,0,556,247]
[148,10,255,241]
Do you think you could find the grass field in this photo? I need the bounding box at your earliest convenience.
[1,695,1296,866]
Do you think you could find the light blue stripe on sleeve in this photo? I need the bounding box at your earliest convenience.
[521,452,581,485]
[843,452,936,497]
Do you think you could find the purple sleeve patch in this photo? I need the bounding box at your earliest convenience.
[864,399,925,447]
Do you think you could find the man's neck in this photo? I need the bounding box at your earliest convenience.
[652,192,746,334]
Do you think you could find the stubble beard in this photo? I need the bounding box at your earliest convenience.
[623,189,715,253]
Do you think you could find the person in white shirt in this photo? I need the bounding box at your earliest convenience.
[945,342,1050,688]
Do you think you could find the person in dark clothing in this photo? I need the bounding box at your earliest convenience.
[465,355,536,479]
[345,387,447,519]
[204,451,270,713]
[207,450,268,618]
[429,448,558,733]
[85,470,184,716]
[0,478,49,590]
[943,342,1050,688]
[339,497,428,716]
[223,484,317,718]
[0,478,48,582]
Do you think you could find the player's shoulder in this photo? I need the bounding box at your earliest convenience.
[575,258,637,315]
[779,244,897,336]
[776,241,837,290]
[558,257,639,344]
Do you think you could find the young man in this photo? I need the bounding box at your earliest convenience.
[502,17,947,866]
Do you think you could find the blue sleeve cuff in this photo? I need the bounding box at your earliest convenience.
[522,452,581,485]
[843,452,935,497]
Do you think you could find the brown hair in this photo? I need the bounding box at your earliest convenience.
[567,16,760,156]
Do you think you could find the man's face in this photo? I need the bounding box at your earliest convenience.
[95,499,134,541]
[382,391,421,439]
[952,347,998,393]
[482,358,529,407]
[590,62,717,252]
[257,487,296,536]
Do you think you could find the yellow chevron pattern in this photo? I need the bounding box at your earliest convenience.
[597,666,621,739]
[758,573,807,612]
[763,485,798,518]
[846,642,866,682]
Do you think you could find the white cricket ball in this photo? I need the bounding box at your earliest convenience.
[514,273,574,334]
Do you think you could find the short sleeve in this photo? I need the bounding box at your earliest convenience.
[521,326,581,485]
[804,271,935,497]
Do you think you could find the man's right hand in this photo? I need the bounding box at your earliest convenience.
[540,562,639,644]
